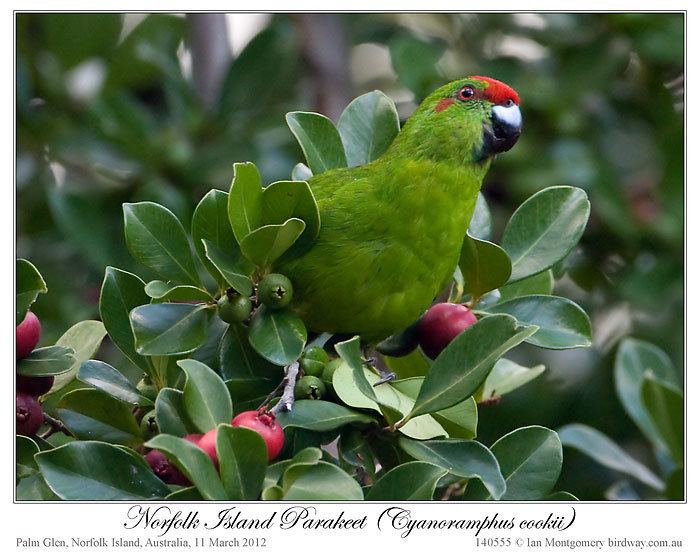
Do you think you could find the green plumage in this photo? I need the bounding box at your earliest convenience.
[278,77,511,342]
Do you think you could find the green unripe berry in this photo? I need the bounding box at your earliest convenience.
[321,358,343,385]
[294,376,326,400]
[136,377,158,401]
[257,273,293,309]
[140,410,159,440]
[217,291,252,323]
[301,346,329,377]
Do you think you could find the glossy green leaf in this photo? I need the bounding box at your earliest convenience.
[146,434,226,500]
[332,365,448,440]
[239,218,306,267]
[399,438,506,499]
[261,180,320,251]
[468,192,492,241]
[469,426,562,500]
[17,435,40,479]
[123,202,201,286]
[155,388,197,437]
[484,295,592,349]
[56,388,142,445]
[77,360,151,406]
[17,472,59,501]
[36,441,169,500]
[16,259,47,325]
[130,303,214,356]
[366,461,447,500]
[220,324,281,381]
[499,269,554,301]
[49,320,107,393]
[383,348,430,379]
[501,186,590,282]
[286,111,348,174]
[191,189,238,287]
[338,431,376,478]
[180,359,232,433]
[17,346,76,377]
[547,491,579,501]
[216,425,267,500]
[615,338,681,450]
[263,447,323,490]
[277,400,376,432]
[337,90,400,166]
[202,240,254,296]
[392,378,478,439]
[642,376,683,465]
[558,423,663,490]
[248,307,307,366]
[282,460,363,500]
[99,267,151,373]
[144,281,211,303]
[407,315,538,420]
[228,162,263,245]
[335,336,378,403]
[459,234,512,300]
[481,358,546,400]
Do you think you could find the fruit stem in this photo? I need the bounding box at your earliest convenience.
[41,412,71,437]
[270,362,300,415]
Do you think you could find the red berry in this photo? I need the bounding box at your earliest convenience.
[231,410,285,460]
[418,303,477,360]
[16,392,43,436]
[144,450,189,486]
[197,428,219,468]
[17,375,54,396]
[16,311,41,360]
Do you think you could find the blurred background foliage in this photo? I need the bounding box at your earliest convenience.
[16,12,683,499]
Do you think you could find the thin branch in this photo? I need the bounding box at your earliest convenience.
[270,362,300,415]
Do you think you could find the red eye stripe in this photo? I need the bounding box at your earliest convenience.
[469,76,520,105]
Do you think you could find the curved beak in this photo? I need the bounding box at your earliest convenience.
[483,103,522,154]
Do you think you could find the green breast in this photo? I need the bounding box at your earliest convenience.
[278,157,486,342]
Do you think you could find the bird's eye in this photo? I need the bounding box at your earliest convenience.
[458,86,475,100]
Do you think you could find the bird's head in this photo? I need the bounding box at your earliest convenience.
[398,76,522,164]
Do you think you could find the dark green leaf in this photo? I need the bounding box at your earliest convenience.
[155,388,197,437]
[77,360,152,406]
[220,324,281,381]
[399,438,506,499]
[146,434,226,500]
[17,435,40,479]
[123,202,201,286]
[264,447,322,489]
[468,192,492,240]
[49,320,107,393]
[337,90,400,166]
[239,218,306,267]
[547,491,578,501]
[615,338,681,450]
[56,388,142,445]
[36,441,169,500]
[261,180,320,252]
[501,186,590,282]
[335,336,379,404]
[248,307,306,366]
[277,400,376,432]
[228,162,263,245]
[17,346,76,377]
[16,259,47,325]
[642,376,683,464]
[666,468,683,500]
[130,303,214,356]
[99,267,151,373]
[286,111,348,174]
[16,473,59,501]
[366,461,447,500]
[484,295,592,349]
[180,359,233,432]
[216,425,267,500]
[191,189,238,287]
[41,14,122,68]
[407,315,538,419]
[282,460,363,500]
[459,234,512,300]
[202,240,254,296]
[481,358,546,399]
[499,269,554,301]
[558,423,663,490]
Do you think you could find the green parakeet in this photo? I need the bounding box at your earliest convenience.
[278,76,521,342]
